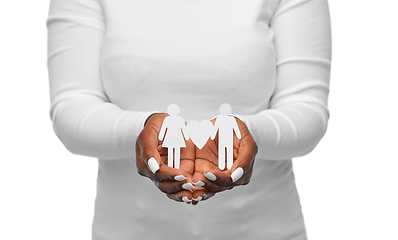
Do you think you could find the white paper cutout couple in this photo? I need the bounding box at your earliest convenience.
[158,104,241,170]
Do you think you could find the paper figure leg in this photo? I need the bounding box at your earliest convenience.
[219,147,225,170]
[227,147,233,170]
[175,147,180,169]
[168,148,173,168]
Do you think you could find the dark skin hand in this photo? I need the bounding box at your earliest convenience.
[136,114,258,205]
[135,113,196,203]
[191,118,258,202]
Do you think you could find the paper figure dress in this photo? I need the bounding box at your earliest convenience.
[158,104,188,169]
[211,104,241,170]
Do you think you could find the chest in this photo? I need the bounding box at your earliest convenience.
[98,0,279,117]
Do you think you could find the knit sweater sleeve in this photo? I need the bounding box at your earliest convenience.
[47,0,154,159]
[238,0,332,160]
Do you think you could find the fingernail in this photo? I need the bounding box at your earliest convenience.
[204,172,217,181]
[193,181,205,187]
[231,167,244,183]
[182,196,192,203]
[148,157,159,174]
[182,183,195,190]
[193,196,202,201]
[174,175,188,181]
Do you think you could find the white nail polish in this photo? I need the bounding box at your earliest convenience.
[231,167,244,183]
[193,196,202,201]
[204,172,217,181]
[174,175,187,181]
[182,196,192,203]
[193,181,205,187]
[148,157,159,174]
[182,183,195,190]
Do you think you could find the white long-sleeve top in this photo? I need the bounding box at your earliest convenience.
[47,0,331,239]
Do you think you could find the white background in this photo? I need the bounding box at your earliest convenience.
[0,0,397,239]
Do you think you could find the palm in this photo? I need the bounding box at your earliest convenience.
[137,114,256,204]
[136,113,196,203]
[147,113,195,175]
[157,139,195,174]
[194,120,240,175]
[192,118,257,199]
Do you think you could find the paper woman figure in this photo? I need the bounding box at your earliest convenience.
[158,104,189,169]
[211,103,242,170]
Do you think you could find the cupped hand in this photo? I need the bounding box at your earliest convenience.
[135,113,196,204]
[191,118,258,202]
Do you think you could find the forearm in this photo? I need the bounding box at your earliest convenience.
[47,0,154,159]
[240,101,328,160]
[51,97,153,159]
[239,0,332,160]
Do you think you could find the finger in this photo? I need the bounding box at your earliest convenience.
[154,180,196,194]
[192,188,215,205]
[230,139,257,183]
[203,167,233,187]
[135,142,157,179]
[232,164,254,187]
[194,158,234,189]
[137,113,171,173]
[137,128,163,174]
[192,168,226,193]
[166,190,193,203]
[154,164,192,182]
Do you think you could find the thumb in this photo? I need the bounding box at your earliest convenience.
[230,140,257,183]
[137,128,163,174]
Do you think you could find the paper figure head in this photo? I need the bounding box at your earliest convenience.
[167,104,180,116]
[219,103,232,116]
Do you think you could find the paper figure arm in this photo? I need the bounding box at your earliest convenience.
[232,118,242,139]
[158,118,168,141]
[210,119,219,140]
[182,124,189,140]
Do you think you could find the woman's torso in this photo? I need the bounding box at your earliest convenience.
[100,0,278,121]
[93,0,307,239]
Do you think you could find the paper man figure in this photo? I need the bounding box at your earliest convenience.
[211,104,241,170]
[158,104,189,169]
